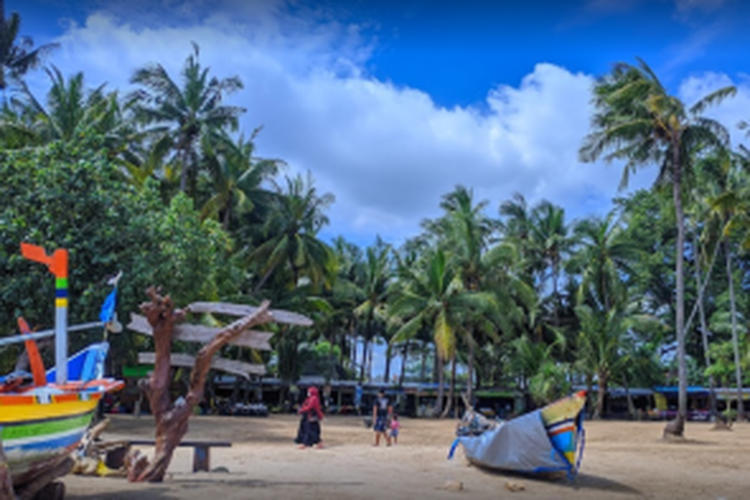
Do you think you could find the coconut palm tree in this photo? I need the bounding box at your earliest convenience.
[353,237,392,382]
[1,66,125,150]
[576,301,662,419]
[530,200,575,323]
[704,151,750,421]
[200,127,284,230]
[0,1,57,91]
[579,57,735,436]
[571,211,640,311]
[129,42,245,193]
[249,171,335,293]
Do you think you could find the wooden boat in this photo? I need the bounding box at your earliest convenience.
[0,244,124,498]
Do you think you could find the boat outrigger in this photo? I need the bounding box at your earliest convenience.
[0,244,124,499]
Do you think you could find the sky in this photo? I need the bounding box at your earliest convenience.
[9,0,750,378]
[10,0,750,249]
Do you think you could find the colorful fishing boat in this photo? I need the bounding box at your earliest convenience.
[0,244,123,499]
[449,391,587,480]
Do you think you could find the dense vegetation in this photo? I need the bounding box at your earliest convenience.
[1,9,748,429]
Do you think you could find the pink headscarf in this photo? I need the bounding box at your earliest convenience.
[299,386,324,421]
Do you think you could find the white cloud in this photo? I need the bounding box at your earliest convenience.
[32,2,665,246]
[678,72,750,148]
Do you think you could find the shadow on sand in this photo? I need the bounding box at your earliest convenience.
[66,478,366,500]
[471,464,642,496]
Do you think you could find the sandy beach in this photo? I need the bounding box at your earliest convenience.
[61,414,749,500]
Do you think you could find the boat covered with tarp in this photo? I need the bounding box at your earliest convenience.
[448,391,587,479]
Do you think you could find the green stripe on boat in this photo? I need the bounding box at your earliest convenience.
[1,412,93,441]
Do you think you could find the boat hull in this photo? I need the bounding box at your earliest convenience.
[0,386,115,487]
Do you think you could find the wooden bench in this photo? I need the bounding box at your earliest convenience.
[127,440,232,472]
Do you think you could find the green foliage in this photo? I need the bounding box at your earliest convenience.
[0,141,239,370]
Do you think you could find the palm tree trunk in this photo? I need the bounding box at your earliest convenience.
[434,354,444,417]
[441,356,457,419]
[724,239,745,421]
[585,372,594,416]
[622,374,636,419]
[694,230,718,417]
[367,341,374,383]
[384,342,392,384]
[467,339,475,406]
[399,342,408,387]
[669,152,687,437]
[595,372,607,420]
[359,338,368,382]
[179,146,189,192]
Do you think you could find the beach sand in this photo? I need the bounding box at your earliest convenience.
[63,414,750,499]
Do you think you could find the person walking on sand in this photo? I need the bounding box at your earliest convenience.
[295,386,325,449]
[390,414,401,445]
[372,389,392,446]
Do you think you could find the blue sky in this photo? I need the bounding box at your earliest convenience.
[9,0,750,251]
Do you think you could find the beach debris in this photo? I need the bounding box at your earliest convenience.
[505,481,526,492]
[71,418,129,478]
[440,479,464,492]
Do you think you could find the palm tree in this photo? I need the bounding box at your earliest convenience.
[1,66,127,151]
[129,42,245,193]
[705,151,750,421]
[353,237,392,382]
[200,127,284,230]
[571,211,640,311]
[14,67,122,143]
[433,186,496,404]
[0,1,57,90]
[579,57,735,436]
[249,171,335,292]
[389,248,462,417]
[576,301,662,419]
[530,200,575,323]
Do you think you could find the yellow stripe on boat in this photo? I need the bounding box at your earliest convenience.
[0,398,99,423]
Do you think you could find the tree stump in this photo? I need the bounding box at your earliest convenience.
[127,287,273,482]
[662,416,685,439]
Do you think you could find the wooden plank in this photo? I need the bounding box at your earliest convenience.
[127,314,273,350]
[186,302,313,326]
[137,353,266,377]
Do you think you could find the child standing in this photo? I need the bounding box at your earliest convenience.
[390,414,401,445]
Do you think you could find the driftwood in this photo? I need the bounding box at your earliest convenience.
[0,440,15,500]
[137,353,266,377]
[128,314,273,350]
[186,302,313,326]
[127,287,275,482]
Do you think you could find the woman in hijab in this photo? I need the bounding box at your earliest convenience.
[295,386,325,449]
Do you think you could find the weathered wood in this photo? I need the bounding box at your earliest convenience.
[127,288,274,483]
[127,314,273,350]
[137,353,266,377]
[186,302,313,326]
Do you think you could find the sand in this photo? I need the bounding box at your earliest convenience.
[63,414,750,500]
